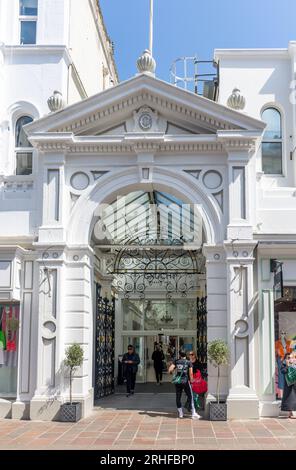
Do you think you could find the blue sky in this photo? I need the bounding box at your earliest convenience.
[100,0,296,84]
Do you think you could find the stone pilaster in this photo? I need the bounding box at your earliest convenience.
[203,244,228,415]
[224,240,259,419]
[13,255,38,420]
[30,247,65,420]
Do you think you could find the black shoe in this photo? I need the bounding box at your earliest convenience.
[131,390,134,395]
[126,393,131,397]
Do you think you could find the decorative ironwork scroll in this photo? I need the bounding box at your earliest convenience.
[106,234,204,299]
[196,296,207,376]
[95,287,115,399]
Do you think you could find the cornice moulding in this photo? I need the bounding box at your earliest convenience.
[2,45,72,65]
[214,48,289,61]
[28,131,260,154]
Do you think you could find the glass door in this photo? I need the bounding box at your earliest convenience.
[158,334,178,382]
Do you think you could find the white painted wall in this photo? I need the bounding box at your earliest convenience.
[215,46,296,237]
[0,0,117,240]
[68,0,115,100]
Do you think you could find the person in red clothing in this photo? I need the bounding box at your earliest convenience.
[185,351,207,413]
[169,349,201,419]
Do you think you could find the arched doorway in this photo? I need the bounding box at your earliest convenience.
[91,189,208,399]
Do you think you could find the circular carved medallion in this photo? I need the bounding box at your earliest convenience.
[202,170,223,190]
[70,172,90,191]
[139,113,153,131]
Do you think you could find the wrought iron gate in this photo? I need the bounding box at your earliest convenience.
[95,287,115,399]
[196,296,207,376]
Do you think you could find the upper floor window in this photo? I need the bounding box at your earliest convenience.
[15,116,33,175]
[261,107,283,175]
[19,0,38,45]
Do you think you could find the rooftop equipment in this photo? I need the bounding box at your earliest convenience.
[170,56,219,101]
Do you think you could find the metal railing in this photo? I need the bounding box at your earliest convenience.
[170,56,219,101]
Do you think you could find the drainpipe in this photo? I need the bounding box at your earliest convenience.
[288,42,296,187]
[67,0,72,105]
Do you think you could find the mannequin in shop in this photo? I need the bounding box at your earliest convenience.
[275,330,292,399]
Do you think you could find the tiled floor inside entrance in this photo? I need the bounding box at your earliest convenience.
[0,392,296,450]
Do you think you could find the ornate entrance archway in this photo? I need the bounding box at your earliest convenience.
[92,188,209,397]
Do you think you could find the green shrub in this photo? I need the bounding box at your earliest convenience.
[64,344,84,404]
[208,339,229,403]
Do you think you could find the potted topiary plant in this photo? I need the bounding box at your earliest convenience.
[60,343,84,422]
[207,339,229,421]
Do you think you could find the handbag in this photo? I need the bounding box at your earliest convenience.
[172,363,186,384]
[191,370,208,394]
[285,366,296,386]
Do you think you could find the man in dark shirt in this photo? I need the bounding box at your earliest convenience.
[152,343,165,385]
[122,345,140,397]
[169,349,201,419]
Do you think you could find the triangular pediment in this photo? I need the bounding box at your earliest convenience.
[25,74,266,138]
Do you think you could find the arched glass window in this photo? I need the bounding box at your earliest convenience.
[261,107,283,175]
[15,116,33,175]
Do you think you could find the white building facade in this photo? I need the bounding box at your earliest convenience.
[0,2,296,421]
[0,0,118,419]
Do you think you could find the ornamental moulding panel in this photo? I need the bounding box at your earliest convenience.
[29,128,259,155]
[52,92,235,135]
[30,139,257,154]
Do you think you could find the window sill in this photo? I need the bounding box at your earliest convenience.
[261,173,285,178]
[2,175,34,181]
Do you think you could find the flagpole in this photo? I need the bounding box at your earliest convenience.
[149,0,154,55]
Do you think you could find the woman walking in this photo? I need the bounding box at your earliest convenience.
[169,349,201,419]
[281,351,296,418]
[185,351,207,413]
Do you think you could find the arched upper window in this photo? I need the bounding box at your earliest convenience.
[19,0,38,45]
[15,116,33,175]
[261,107,283,175]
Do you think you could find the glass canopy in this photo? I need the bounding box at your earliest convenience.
[93,190,203,246]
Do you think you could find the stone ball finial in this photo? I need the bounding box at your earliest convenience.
[47,90,64,112]
[227,88,246,111]
[137,49,156,75]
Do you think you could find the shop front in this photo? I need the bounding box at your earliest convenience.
[274,287,296,401]
[0,303,20,396]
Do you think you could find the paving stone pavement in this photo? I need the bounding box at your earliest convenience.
[0,393,295,450]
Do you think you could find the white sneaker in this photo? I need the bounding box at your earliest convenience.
[192,412,201,420]
[177,408,184,419]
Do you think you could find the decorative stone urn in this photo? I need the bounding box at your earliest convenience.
[137,49,156,75]
[227,88,246,111]
[47,90,64,112]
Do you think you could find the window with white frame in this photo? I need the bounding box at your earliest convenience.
[19,0,38,45]
[15,116,33,175]
[261,107,283,175]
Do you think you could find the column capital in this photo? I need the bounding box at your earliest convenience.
[217,130,261,158]
[202,244,225,262]
[224,240,257,262]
